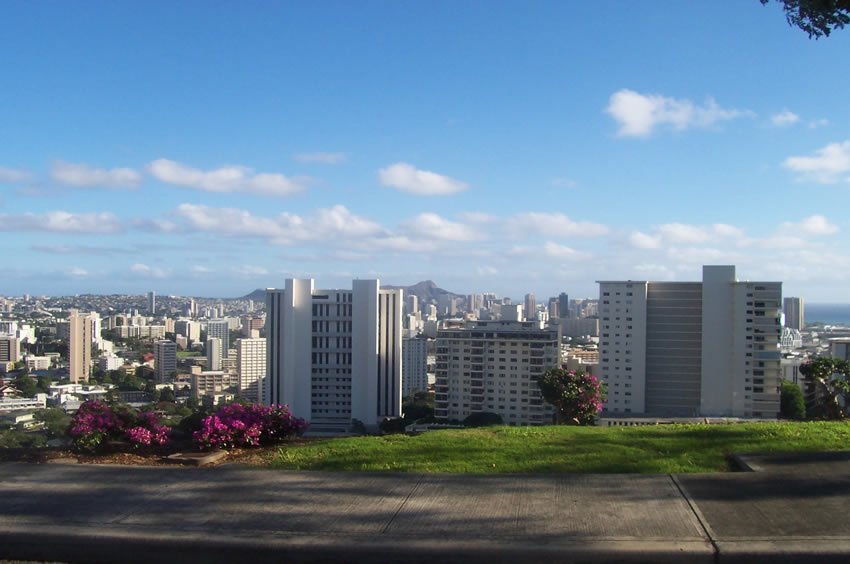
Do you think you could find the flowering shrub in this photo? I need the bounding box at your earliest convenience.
[68,400,170,452]
[69,400,126,452]
[193,403,307,450]
[537,368,607,425]
[125,411,170,448]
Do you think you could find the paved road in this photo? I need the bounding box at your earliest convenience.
[1,453,849,563]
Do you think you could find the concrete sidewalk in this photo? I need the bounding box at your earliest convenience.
[1,453,849,563]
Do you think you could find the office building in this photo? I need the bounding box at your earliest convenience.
[175,320,201,343]
[598,265,782,418]
[830,338,850,362]
[237,337,266,402]
[68,309,94,384]
[206,320,229,367]
[783,297,805,331]
[434,320,560,425]
[524,293,537,322]
[266,279,402,429]
[147,291,156,315]
[153,340,177,383]
[402,337,429,396]
[559,292,570,318]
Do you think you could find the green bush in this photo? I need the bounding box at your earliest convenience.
[780,380,806,420]
[463,412,504,427]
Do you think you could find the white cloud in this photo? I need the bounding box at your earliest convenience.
[292,152,346,164]
[400,213,481,241]
[235,265,269,277]
[52,161,142,188]
[606,89,751,138]
[130,263,169,278]
[476,265,498,276]
[66,267,89,278]
[175,203,383,243]
[783,141,850,184]
[629,231,661,249]
[0,166,32,184]
[148,159,306,196]
[628,223,745,249]
[134,218,180,233]
[543,241,582,259]
[780,215,839,236]
[0,211,122,233]
[770,110,800,127]
[192,265,214,274]
[506,212,608,238]
[808,119,830,129]
[378,163,468,196]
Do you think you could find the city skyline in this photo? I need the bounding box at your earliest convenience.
[2,3,850,300]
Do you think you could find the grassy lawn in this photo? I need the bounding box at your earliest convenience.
[267,421,850,474]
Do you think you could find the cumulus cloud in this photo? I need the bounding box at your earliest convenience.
[506,212,608,238]
[292,152,347,164]
[0,166,32,184]
[130,263,170,278]
[605,89,751,138]
[628,223,745,249]
[66,267,89,278]
[174,204,383,244]
[770,110,800,127]
[192,265,214,274]
[51,161,142,188]
[378,163,468,196]
[0,211,122,233]
[148,159,306,196]
[543,241,583,259]
[783,141,850,184]
[400,213,482,241]
[31,244,124,255]
[808,119,830,129]
[780,215,839,236]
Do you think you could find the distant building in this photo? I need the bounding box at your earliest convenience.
[266,279,402,430]
[783,297,805,330]
[153,340,177,383]
[402,337,429,397]
[0,336,21,363]
[175,320,201,343]
[69,309,94,384]
[598,265,782,418]
[206,337,222,372]
[207,319,230,353]
[434,320,560,425]
[780,327,803,350]
[558,292,570,318]
[237,338,266,402]
[147,291,156,315]
[830,338,850,362]
[524,293,536,322]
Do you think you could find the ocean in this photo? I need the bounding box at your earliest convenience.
[805,303,850,326]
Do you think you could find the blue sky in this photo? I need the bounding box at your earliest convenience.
[1,1,849,301]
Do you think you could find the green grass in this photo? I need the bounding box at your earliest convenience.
[267,422,850,474]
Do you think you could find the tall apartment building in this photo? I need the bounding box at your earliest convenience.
[434,320,560,426]
[402,336,429,397]
[147,291,156,314]
[0,336,21,363]
[207,319,230,346]
[598,265,782,418]
[153,340,177,383]
[175,320,201,343]
[266,279,403,429]
[68,309,94,384]
[783,297,805,331]
[237,337,266,402]
[206,338,222,371]
[558,292,570,318]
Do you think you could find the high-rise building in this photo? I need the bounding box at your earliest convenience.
[783,297,805,331]
[68,309,94,384]
[558,292,570,318]
[147,291,156,315]
[406,294,419,317]
[402,336,429,397]
[434,320,560,425]
[266,279,402,430]
[153,340,177,383]
[206,320,229,365]
[206,337,222,371]
[598,265,782,418]
[0,335,20,363]
[237,337,266,402]
[175,320,201,343]
[524,293,536,322]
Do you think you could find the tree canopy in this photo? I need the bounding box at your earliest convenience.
[761,0,850,38]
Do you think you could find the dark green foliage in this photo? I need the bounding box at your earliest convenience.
[760,0,850,37]
[13,374,38,397]
[402,391,435,421]
[800,357,850,419]
[379,417,407,434]
[159,387,176,402]
[463,412,504,427]
[780,381,807,420]
[34,408,72,439]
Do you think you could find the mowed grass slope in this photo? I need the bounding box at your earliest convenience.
[268,422,850,473]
